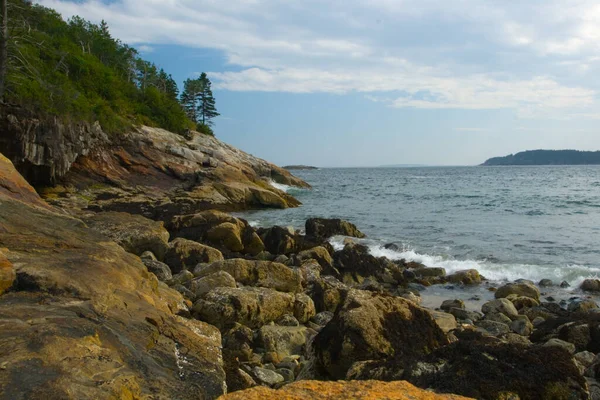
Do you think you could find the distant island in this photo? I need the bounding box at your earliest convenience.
[283,165,319,170]
[482,150,600,166]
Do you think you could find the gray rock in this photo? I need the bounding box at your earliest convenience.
[188,271,236,300]
[539,279,554,287]
[417,267,446,278]
[429,310,458,333]
[481,298,519,320]
[441,299,465,312]
[277,314,300,327]
[257,325,311,358]
[475,320,510,336]
[560,281,570,288]
[276,368,295,382]
[568,299,599,313]
[581,279,600,292]
[143,259,173,281]
[485,312,513,325]
[170,270,194,286]
[140,251,157,261]
[449,307,483,322]
[575,351,596,368]
[311,311,334,326]
[495,282,540,301]
[252,367,284,386]
[510,319,533,336]
[544,338,576,354]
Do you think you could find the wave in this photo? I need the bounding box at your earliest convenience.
[330,236,600,288]
[268,180,293,193]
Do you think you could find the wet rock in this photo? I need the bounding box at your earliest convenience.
[142,259,173,281]
[258,325,312,358]
[449,308,483,322]
[544,338,576,354]
[333,243,399,284]
[305,218,366,241]
[194,259,302,293]
[508,295,540,310]
[495,282,540,301]
[188,270,236,300]
[164,238,223,273]
[312,289,449,380]
[417,267,446,278]
[561,281,571,288]
[569,299,599,313]
[441,299,465,312]
[193,287,315,329]
[481,298,519,320]
[252,367,284,386]
[539,279,554,287]
[260,226,300,255]
[219,380,473,400]
[446,269,482,285]
[581,279,600,292]
[84,211,170,260]
[475,320,510,336]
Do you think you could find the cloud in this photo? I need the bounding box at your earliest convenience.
[35,0,600,117]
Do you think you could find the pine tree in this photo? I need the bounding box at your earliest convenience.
[198,72,220,126]
[180,78,201,123]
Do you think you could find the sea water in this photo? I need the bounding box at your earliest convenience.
[240,166,600,307]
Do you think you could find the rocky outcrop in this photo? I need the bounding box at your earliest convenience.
[40,126,309,219]
[218,380,473,400]
[0,105,109,185]
[305,218,366,241]
[0,156,226,399]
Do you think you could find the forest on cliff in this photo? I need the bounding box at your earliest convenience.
[482,150,600,166]
[1,0,210,134]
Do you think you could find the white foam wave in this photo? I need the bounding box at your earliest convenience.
[330,236,600,286]
[268,180,293,193]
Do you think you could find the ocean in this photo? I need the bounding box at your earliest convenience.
[238,166,600,307]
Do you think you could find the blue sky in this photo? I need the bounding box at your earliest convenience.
[38,0,600,166]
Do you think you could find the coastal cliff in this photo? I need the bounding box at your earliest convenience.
[482,149,600,166]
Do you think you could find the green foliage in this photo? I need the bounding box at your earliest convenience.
[196,122,214,136]
[4,0,195,134]
[181,73,220,126]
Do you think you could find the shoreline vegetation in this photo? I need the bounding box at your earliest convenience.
[283,165,319,170]
[482,149,600,166]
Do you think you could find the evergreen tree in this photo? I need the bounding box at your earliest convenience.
[180,73,219,130]
[198,72,219,126]
[180,78,201,123]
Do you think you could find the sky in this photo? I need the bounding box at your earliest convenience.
[37,0,600,167]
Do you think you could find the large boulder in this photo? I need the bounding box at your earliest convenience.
[218,380,473,400]
[332,243,399,284]
[257,325,313,358]
[188,271,237,300]
[446,269,482,285]
[194,259,302,293]
[581,279,600,292]
[296,247,334,272]
[164,238,223,273]
[142,259,173,281]
[0,155,226,399]
[193,287,315,329]
[84,211,170,260]
[312,290,449,380]
[309,275,349,313]
[305,218,366,241]
[495,282,540,301]
[405,334,589,400]
[481,298,519,320]
[259,225,300,255]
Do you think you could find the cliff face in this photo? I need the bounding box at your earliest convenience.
[0,105,109,186]
[0,154,227,399]
[0,107,309,219]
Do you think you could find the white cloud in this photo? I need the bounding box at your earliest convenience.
[35,0,600,117]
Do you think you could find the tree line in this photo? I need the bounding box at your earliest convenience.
[0,0,219,135]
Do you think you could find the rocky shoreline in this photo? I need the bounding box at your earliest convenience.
[2,124,600,399]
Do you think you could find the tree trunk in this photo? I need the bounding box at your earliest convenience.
[0,0,8,102]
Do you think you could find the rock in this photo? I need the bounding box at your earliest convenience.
[509,295,540,310]
[449,308,482,322]
[569,300,599,313]
[258,325,311,358]
[539,279,554,287]
[188,271,236,300]
[510,319,534,336]
[475,320,510,336]
[206,222,245,252]
[277,314,300,326]
[560,280,571,288]
[399,291,421,305]
[276,368,295,382]
[441,299,465,312]
[430,310,458,333]
[273,254,289,264]
[495,282,540,301]
[481,298,519,320]
[170,269,195,286]
[575,351,596,368]
[0,250,15,295]
[142,259,173,281]
[260,226,300,255]
[309,275,349,313]
[0,157,226,399]
[404,335,588,400]
[305,218,365,241]
[252,367,284,386]
[140,250,157,261]
[194,259,302,293]
[312,289,449,380]
[560,323,594,352]
[446,269,482,285]
[164,238,223,273]
[84,211,170,260]
[193,287,315,329]
[311,311,334,326]
[218,380,473,400]
[544,338,576,354]
[222,323,254,360]
[484,312,512,324]
[581,279,600,292]
[297,247,334,272]
[417,267,447,278]
[333,242,398,284]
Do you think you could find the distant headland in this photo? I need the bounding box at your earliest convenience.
[482,150,600,166]
[283,165,319,170]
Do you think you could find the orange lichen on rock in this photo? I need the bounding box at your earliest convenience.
[218,380,474,400]
[0,153,50,209]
